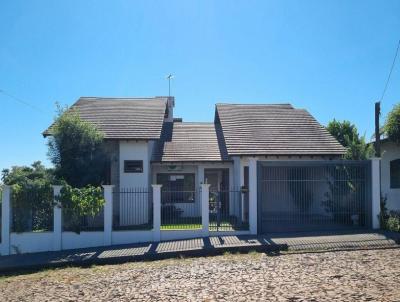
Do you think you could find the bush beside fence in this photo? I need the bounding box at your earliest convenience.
[11,185,54,233]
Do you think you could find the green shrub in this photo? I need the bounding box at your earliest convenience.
[1,162,55,233]
[379,196,400,232]
[386,216,400,232]
[384,103,400,144]
[11,183,54,233]
[47,105,108,187]
[57,184,105,233]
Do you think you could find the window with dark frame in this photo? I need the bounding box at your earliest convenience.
[390,159,400,189]
[124,160,143,173]
[157,173,196,203]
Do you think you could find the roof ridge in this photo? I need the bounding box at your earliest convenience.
[79,96,168,100]
[216,103,294,107]
[175,121,214,124]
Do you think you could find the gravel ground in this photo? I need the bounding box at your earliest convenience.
[1,248,400,301]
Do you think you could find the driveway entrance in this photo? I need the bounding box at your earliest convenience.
[258,161,372,233]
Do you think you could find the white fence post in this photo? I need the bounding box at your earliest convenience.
[249,158,258,235]
[152,184,162,242]
[102,185,114,246]
[201,183,210,237]
[1,185,11,256]
[371,158,381,229]
[53,185,62,251]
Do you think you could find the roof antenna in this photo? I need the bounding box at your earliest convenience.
[166,74,174,96]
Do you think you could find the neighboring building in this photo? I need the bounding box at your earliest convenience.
[380,139,400,210]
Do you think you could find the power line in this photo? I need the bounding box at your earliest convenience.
[0,88,46,114]
[380,39,400,102]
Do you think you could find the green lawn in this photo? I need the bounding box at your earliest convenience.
[160,223,202,230]
[161,217,202,230]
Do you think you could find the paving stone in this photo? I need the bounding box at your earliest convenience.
[1,248,400,301]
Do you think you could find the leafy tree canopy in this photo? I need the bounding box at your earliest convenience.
[1,161,55,186]
[1,162,55,232]
[326,119,374,160]
[384,103,400,144]
[47,105,108,187]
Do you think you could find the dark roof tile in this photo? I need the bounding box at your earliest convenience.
[216,103,346,156]
[153,122,229,162]
[44,97,167,139]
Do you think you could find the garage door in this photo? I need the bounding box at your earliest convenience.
[258,161,371,233]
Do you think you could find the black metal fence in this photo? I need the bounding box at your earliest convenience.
[209,187,249,231]
[161,189,201,230]
[62,208,104,232]
[258,161,371,233]
[113,187,153,230]
[11,187,54,233]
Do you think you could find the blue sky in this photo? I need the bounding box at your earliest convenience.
[0,0,399,170]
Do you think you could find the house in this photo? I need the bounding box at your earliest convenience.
[44,96,345,189]
[379,139,400,211]
[40,96,382,236]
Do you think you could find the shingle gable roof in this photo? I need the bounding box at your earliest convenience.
[216,103,346,156]
[44,97,168,139]
[153,122,229,162]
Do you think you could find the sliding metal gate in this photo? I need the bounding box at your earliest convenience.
[258,161,372,233]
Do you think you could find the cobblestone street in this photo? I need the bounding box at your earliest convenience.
[1,248,399,301]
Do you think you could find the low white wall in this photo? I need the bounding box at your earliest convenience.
[62,232,104,250]
[5,229,252,255]
[112,230,154,245]
[161,229,204,241]
[10,232,55,254]
[209,230,251,236]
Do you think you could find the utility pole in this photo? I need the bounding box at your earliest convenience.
[375,101,381,157]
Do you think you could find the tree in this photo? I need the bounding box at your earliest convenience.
[1,161,55,186]
[47,105,108,187]
[326,119,374,160]
[1,162,55,232]
[384,103,400,144]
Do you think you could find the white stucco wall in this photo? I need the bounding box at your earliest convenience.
[62,232,104,250]
[119,141,150,188]
[381,141,400,210]
[117,141,153,226]
[10,232,55,254]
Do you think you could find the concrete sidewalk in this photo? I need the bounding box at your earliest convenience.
[0,230,399,273]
